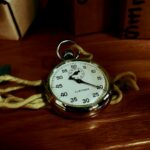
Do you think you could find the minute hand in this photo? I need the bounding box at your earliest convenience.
[69,77,100,89]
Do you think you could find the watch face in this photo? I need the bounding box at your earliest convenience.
[48,60,109,108]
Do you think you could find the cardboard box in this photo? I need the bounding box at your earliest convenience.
[118,0,150,39]
[63,0,111,35]
[0,0,38,40]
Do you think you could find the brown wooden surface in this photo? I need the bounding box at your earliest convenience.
[0,25,150,150]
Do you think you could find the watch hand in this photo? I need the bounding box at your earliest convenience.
[71,70,80,76]
[77,79,100,89]
[69,77,101,89]
[68,70,80,80]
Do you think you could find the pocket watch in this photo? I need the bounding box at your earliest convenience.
[45,40,112,118]
[0,40,138,115]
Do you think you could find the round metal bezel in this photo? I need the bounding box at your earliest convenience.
[47,59,111,113]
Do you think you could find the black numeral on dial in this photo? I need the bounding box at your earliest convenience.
[97,76,102,80]
[82,98,90,104]
[56,84,63,88]
[60,92,68,97]
[83,65,86,69]
[70,97,78,103]
[56,75,63,80]
[93,92,99,97]
[91,69,96,73]
[71,64,77,69]
[62,69,67,73]
[97,85,103,89]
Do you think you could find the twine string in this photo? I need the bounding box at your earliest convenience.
[0,75,44,109]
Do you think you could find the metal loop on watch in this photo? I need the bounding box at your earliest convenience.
[56,40,80,60]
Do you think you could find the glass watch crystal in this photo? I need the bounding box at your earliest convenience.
[48,60,110,109]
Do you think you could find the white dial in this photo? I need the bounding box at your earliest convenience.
[49,60,109,108]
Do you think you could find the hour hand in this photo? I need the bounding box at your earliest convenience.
[71,70,80,76]
[68,70,80,80]
[69,77,83,83]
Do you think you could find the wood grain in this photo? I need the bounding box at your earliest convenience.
[0,25,149,150]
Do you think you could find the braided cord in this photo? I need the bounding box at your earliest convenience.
[0,75,45,109]
[71,43,93,61]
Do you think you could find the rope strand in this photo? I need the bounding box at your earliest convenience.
[71,43,93,61]
[0,94,45,109]
[0,75,45,109]
[0,85,25,94]
[110,71,139,105]
[0,75,42,86]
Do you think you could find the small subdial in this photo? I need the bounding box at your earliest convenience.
[68,68,85,79]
